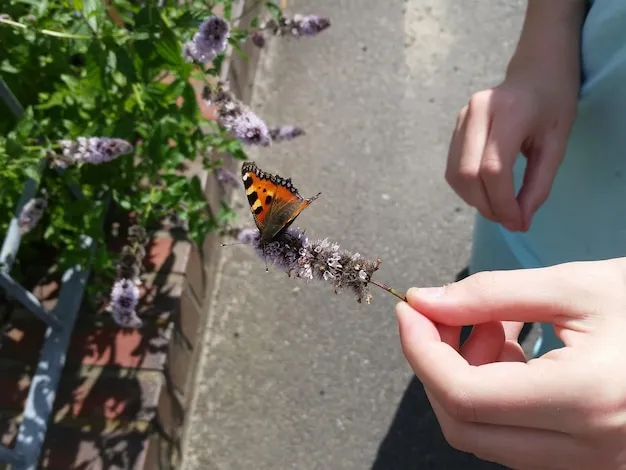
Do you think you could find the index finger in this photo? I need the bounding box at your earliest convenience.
[479,115,525,231]
[396,301,587,434]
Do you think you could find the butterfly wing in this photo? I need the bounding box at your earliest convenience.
[241,161,321,242]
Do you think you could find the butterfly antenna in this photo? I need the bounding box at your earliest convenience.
[220,241,247,247]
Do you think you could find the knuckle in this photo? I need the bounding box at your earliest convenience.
[441,388,478,423]
[493,91,521,113]
[479,157,504,179]
[446,164,477,188]
[468,90,491,112]
[532,185,552,207]
[462,271,497,298]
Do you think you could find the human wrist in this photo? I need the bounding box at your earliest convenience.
[505,0,586,91]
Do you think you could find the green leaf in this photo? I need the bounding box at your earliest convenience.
[265,1,282,22]
[23,164,41,184]
[155,34,182,67]
[1,61,19,74]
[181,82,197,120]
[82,0,106,33]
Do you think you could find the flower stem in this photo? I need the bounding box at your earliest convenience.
[0,17,92,40]
[369,279,407,302]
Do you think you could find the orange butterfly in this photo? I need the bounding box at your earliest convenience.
[241,161,321,243]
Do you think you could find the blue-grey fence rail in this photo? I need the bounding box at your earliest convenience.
[0,77,98,470]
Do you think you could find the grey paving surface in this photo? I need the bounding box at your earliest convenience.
[182,1,525,469]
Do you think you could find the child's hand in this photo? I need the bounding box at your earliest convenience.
[396,258,626,470]
[445,73,578,232]
[445,0,585,232]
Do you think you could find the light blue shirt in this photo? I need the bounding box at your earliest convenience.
[501,0,626,268]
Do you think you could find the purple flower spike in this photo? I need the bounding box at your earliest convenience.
[237,227,260,245]
[183,16,230,64]
[215,166,240,187]
[230,111,271,147]
[108,278,142,328]
[203,83,271,147]
[245,227,381,304]
[269,126,305,142]
[292,14,331,36]
[251,30,266,48]
[57,137,133,167]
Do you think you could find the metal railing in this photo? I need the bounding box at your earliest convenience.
[0,77,96,470]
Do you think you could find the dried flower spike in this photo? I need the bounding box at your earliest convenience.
[18,197,47,235]
[182,16,230,64]
[107,279,143,328]
[202,83,270,147]
[269,126,305,142]
[55,137,133,168]
[239,227,382,304]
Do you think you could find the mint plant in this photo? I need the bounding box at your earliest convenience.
[0,0,330,325]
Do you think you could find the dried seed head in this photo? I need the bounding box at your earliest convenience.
[239,227,381,303]
[18,198,47,235]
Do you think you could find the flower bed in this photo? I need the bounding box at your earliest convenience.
[0,0,336,467]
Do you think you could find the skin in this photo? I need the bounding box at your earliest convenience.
[445,0,587,232]
[396,258,626,470]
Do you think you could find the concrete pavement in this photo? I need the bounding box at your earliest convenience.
[182,1,524,468]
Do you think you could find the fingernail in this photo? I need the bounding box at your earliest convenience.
[502,221,518,232]
[408,286,444,300]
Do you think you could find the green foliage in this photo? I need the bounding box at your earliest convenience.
[0,0,279,286]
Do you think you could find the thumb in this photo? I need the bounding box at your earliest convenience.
[407,262,606,327]
[517,137,566,230]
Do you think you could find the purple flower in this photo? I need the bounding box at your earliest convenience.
[269,126,305,142]
[203,84,270,147]
[182,16,230,64]
[108,278,142,328]
[215,166,240,188]
[243,227,381,303]
[292,14,331,36]
[18,197,47,235]
[56,137,133,167]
